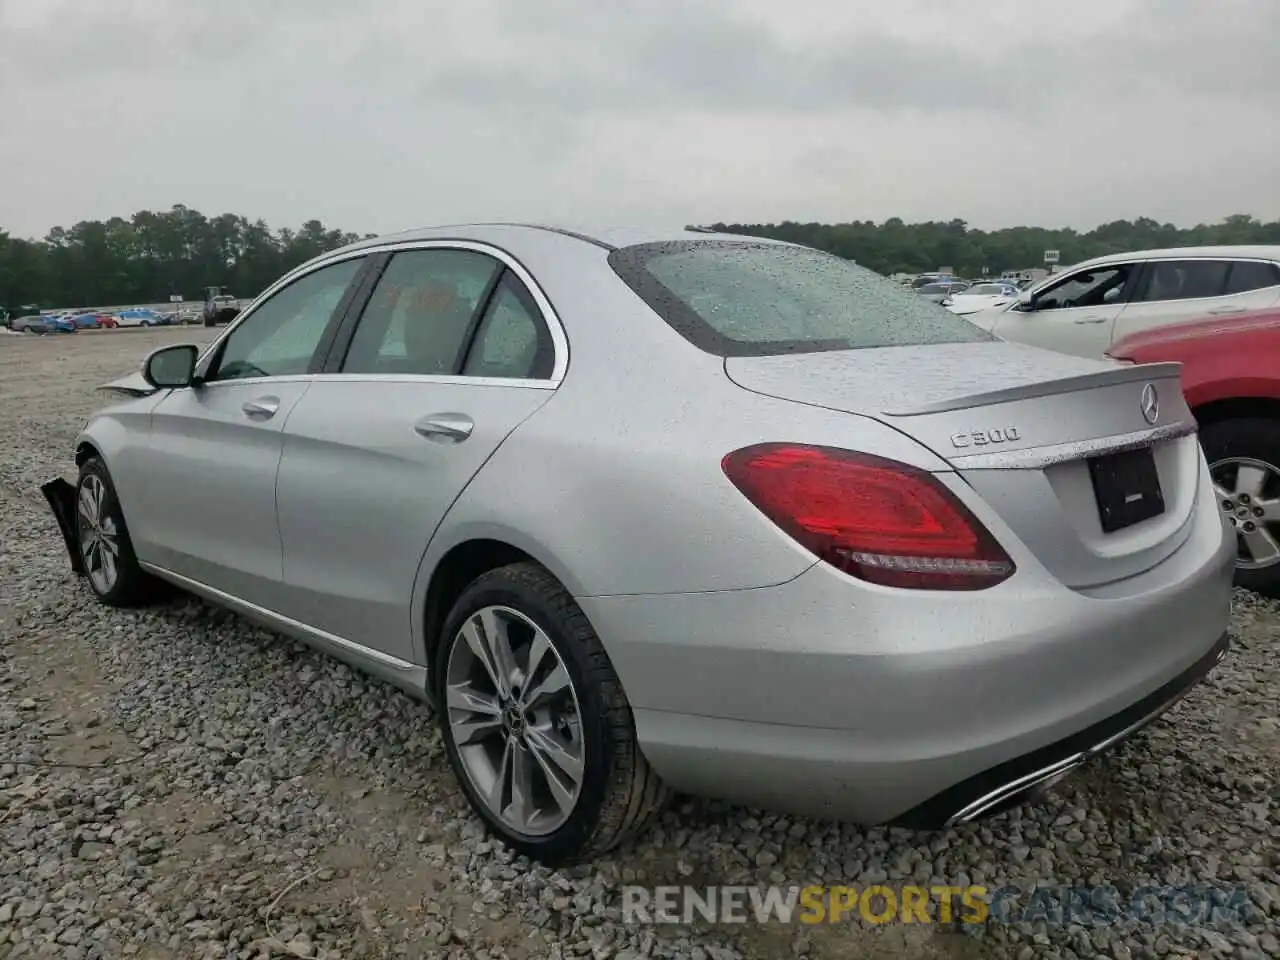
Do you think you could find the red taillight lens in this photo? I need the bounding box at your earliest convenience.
[722,443,1015,591]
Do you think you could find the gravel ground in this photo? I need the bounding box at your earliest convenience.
[1,329,1278,960]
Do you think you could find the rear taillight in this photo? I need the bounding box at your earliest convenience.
[722,443,1015,591]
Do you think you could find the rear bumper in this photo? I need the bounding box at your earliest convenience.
[893,632,1227,827]
[579,487,1235,825]
[42,477,85,575]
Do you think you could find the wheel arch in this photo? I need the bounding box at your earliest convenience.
[414,528,590,697]
[1193,396,1280,429]
[75,439,103,467]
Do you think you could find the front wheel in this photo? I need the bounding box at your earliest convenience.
[1201,418,1280,599]
[436,562,669,864]
[75,458,163,607]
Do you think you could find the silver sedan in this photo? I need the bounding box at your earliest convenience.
[43,224,1235,863]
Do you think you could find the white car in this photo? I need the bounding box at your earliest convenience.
[944,281,1021,316]
[968,246,1280,358]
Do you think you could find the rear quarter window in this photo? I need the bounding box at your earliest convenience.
[608,241,994,357]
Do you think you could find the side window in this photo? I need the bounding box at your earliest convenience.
[1032,264,1134,312]
[461,276,554,379]
[1224,260,1280,295]
[342,249,500,375]
[210,257,363,382]
[1136,260,1230,303]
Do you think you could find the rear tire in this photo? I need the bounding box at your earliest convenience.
[1200,417,1280,599]
[75,458,164,607]
[435,562,670,864]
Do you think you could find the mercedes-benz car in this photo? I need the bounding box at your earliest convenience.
[42,224,1234,864]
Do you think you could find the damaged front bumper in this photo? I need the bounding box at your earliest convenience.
[41,477,85,575]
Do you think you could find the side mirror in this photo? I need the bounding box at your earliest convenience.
[1013,291,1034,311]
[143,344,199,389]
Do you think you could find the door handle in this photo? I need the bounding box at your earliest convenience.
[1073,316,1108,324]
[241,397,280,420]
[414,413,474,443]
[1208,306,1246,315]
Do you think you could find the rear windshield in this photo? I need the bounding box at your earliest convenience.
[608,241,993,357]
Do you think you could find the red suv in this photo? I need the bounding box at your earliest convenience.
[1109,308,1280,597]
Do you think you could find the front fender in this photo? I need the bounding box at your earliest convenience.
[73,394,168,554]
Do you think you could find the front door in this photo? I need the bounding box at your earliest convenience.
[134,256,367,605]
[991,261,1140,358]
[273,246,560,663]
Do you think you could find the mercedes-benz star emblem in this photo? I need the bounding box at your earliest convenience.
[1140,383,1159,425]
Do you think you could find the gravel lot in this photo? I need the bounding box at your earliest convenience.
[1,329,1278,960]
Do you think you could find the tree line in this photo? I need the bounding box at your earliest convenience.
[0,205,372,313]
[707,213,1280,277]
[3,206,1279,313]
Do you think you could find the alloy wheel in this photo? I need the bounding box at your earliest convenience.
[445,605,585,836]
[78,474,120,593]
[1212,456,1280,570]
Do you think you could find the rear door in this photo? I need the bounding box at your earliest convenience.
[272,242,562,663]
[990,261,1141,358]
[135,255,368,604]
[1110,258,1280,345]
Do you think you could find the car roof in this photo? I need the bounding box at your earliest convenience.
[1075,245,1280,269]
[322,223,794,260]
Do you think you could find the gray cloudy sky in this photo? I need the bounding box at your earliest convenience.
[3,0,1278,238]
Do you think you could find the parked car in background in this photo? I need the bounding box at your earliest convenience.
[1110,307,1280,598]
[116,308,167,327]
[66,312,109,329]
[910,273,953,290]
[27,314,78,334]
[968,246,1280,358]
[42,224,1233,863]
[944,281,1021,316]
[7,314,47,333]
[916,279,970,304]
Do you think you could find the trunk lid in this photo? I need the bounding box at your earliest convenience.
[725,342,1201,588]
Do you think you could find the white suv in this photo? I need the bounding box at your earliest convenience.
[968,246,1280,358]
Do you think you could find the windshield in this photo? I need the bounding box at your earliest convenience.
[967,283,1012,295]
[608,241,993,357]
[917,283,953,295]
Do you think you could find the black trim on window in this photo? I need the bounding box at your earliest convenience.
[458,273,556,379]
[1127,262,1154,304]
[312,254,386,373]
[1117,261,1147,303]
[450,265,509,374]
[320,252,392,373]
[609,241,833,357]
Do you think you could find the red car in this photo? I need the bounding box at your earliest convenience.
[1109,308,1280,597]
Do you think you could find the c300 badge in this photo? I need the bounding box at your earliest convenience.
[950,427,1020,449]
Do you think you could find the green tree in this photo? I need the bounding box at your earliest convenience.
[0,205,366,313]
[708,215,1280,277]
